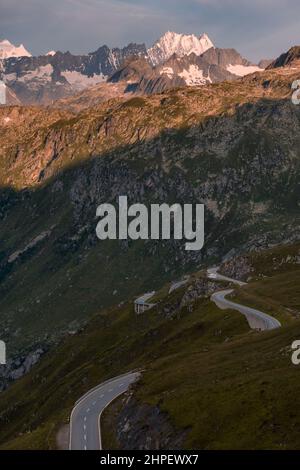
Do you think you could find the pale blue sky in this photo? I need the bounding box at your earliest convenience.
[1,0,299,61]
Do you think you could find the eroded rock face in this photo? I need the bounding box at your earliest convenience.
[0,347,46,391]
[115,393,188,450]
[219,257,253,282]
[180,279,219,307]
[268,46,300,69]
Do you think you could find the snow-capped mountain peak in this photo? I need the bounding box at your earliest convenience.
[0,39,32,59]
[148,31,214,65]
[199,33,214,52]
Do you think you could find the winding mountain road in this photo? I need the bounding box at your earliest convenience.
[69,372,140,450]
[69,267,280,450]
[208,267,281,331]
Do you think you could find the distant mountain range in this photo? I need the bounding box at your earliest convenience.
[0,32,268,105]
[0,41,147,104]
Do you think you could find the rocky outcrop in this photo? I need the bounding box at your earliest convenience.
[115,393,188,450]
[219,257,253,282]
[0,347,46,392]
[180,279,219,308]
[258,59,273,69]
[267,46,300,69]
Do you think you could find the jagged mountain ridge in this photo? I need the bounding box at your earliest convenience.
[147,31,214,65]
[107,47,262,97]
[60,45,300,111]
[56,45,263,112]
[0,43,147,105]
[267,46,300,69]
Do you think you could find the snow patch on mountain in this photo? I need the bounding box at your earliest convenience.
[46,51,56,56]
[160,67,175,79]
[61,71,106,91]
[7,65,54,85]
[4,65,54,86]
[227,64,263,77]
[148,31,214,66]
[0,39,31,59]
[178,65,211,86]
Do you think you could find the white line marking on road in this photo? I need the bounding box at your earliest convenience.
[109,388,114,392]
[84,434,87,441]
[69,372,140,450]
[119,383,124,388]
[84,445,87,450]
[83,424,86,431]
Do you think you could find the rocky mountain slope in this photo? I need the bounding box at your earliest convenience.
[136,47,262,94]
[268,45,300,69]
[258,59,273,69]
[0,59,299,378]
[60,47,263,111]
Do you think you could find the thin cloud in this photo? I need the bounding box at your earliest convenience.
[0,0,299,60]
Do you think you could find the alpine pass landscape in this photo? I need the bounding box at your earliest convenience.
[0,0,300,459]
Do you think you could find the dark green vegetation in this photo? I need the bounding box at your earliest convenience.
[0,243,300,449]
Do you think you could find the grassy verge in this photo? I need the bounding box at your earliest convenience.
[231,269,300,325]
[135,319,300,449]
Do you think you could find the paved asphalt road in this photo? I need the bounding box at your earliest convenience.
[69,372,140,450]
[208,267,281,331]
[211,289,281,331]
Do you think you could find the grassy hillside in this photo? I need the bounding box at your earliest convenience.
[0,286,249,449]
[226,242,300,323]
[102,243,300,449]
[0,243,300,449]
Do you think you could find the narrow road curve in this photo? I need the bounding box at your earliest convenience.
[69,372,140,450]
[208,267,281,331]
